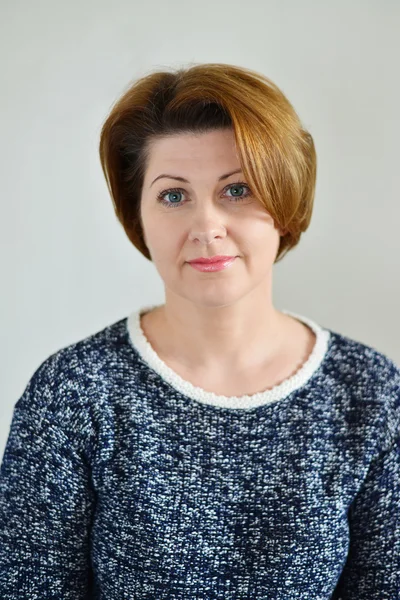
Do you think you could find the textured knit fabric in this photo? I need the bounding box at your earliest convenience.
[0,304,399,599]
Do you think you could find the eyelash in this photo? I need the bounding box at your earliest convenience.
[156,181,252,209]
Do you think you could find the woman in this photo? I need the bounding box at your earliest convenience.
[0,62,399,599]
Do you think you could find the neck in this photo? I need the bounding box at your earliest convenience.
[142,299,291,375]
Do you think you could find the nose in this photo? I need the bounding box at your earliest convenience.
[187,203,228,245]
[188,226,226,245]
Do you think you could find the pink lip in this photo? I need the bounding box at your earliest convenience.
[188,255,236,264]
[188,257,237,272]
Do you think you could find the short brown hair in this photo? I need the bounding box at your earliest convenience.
[99,62,317,263]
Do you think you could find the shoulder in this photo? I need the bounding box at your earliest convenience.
[326,326,399,389]
[25,314,128,388]
[15,315,133,443]
[325,326,400,450]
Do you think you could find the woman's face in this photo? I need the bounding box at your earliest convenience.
[140,128,282,309]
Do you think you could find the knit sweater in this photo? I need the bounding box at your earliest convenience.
[0,304,399,599]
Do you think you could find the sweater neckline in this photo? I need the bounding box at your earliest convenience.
[126,304,331,409]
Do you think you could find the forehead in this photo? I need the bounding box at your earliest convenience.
[145,129,240,173]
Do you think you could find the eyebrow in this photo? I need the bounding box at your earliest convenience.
[150,168,243,188]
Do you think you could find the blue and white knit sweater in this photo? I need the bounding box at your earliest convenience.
[0,304,399,599]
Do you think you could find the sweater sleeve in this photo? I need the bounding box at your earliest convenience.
[331,383,400,600]
[0,360,96,598]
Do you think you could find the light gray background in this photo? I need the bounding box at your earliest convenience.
[1,0,399,459]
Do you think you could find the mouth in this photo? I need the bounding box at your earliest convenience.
[188,256,237,272]
[187,255,237,265]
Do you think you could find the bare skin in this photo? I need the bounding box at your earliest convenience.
[141,306,316,396]
[139,128,317,397]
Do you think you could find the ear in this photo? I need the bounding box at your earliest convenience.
[273,219,287,237]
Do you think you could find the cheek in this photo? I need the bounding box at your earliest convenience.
[141,213,164,250]
[238,219,280,253]
[145,224,178,264]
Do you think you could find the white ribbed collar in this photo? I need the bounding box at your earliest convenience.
[126,304,331,409]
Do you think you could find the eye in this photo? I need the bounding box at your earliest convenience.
[156,182,252,209]
[157,188,185,208]
[225,184,251,199]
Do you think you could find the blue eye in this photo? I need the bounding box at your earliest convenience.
[159,189,184,207]
[156,182,252,209]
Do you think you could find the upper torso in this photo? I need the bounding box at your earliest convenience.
[1,308,399,599]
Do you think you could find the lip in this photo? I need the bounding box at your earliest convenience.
[188,256,237,272]
[188,255,236,264]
